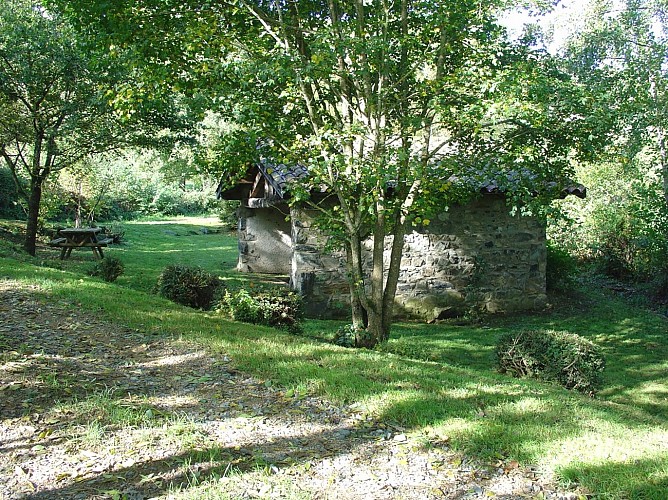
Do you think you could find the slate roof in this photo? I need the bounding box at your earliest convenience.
[451,167,587,199]
[218,161,586,201]
[257,160,309,199]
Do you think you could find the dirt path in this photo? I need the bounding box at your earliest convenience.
[0,280,582,499]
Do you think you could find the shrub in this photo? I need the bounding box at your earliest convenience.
[156,265,221,310]
[100,224,126,244]
[651,272,668,306]
[332,324,375,348]
[219,287,303,332]
[88,256,124,282]
[333,324,358,348]
[497,329,605,395]
[549,165,668,283]
[546,242,578,292]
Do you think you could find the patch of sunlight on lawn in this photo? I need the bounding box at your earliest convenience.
[128,216,222,226]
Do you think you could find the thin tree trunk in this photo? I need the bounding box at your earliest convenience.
[380,219,407,341]
[346,243,368,330]
[24,129,46,256]
[364,196,388,346]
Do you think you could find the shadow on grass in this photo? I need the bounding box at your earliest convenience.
[23,425,387,499]
[2,260,667,499]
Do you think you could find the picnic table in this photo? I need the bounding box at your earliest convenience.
[48,227,113,260]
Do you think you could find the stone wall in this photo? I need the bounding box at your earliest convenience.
[237,205,292,275]
[289,207,350,318]
[393,196,547,319]
[238,196,547,320]
[290,196,547,320]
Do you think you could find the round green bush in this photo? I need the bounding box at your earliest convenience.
[88,256,124,283]
[156,265,221,310]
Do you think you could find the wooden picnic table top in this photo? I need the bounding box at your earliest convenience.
[59,227,102,235]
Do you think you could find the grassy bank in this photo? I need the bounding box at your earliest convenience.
[1,216,667,498]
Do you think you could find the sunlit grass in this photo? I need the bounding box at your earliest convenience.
[58,388,166,428]
[1,216,667,498]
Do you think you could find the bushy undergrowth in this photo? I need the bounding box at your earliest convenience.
[333,324,358,347]
[0,167,24,219]
[496,329,605,395]
[156,265,221,310]
[332,324,376,348]
[218,288,303,332]
[87,256,125,282]
[546,241,578,292]
[218,200,240,231]
[550,165,668,286]
[99,224,126,244]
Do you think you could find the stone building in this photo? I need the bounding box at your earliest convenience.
[218,162,585,320]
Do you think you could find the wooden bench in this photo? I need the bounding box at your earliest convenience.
[48,237,67,246]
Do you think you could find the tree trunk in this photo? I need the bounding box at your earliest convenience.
[24,178,43,256]
[381,220,408,340]
[346,243,368,330]
[361,195,389,347]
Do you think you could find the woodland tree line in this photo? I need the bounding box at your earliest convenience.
[1,0,667,345]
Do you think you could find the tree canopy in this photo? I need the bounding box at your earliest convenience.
[0,0,205,254]
[44,0,607,344]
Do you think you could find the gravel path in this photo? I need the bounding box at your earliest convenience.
[0,280,584,499]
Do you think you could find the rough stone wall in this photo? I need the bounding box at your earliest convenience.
[290,207,350,318]
[237,205,292,275]
[289,196,547,320]
[393,196,547,319]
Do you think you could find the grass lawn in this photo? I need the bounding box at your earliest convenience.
[1,216,667,498]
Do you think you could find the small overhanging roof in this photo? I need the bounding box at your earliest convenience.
[216,161,308,203]
[258,161,309,199]
[475,179,586,199]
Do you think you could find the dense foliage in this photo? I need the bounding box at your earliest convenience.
[155,265,221,310]
[0,167,23,219]
[0,0,207,254]
[218,288,304,333]
[46,151,220,222]
[545,241,578,292]
[497,329,606,395]
[549,0,668,300]
[551,162,668,285]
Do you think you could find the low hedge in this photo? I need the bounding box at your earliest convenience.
[496,329,605,395]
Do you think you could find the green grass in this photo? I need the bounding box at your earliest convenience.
[1,216,667,498]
